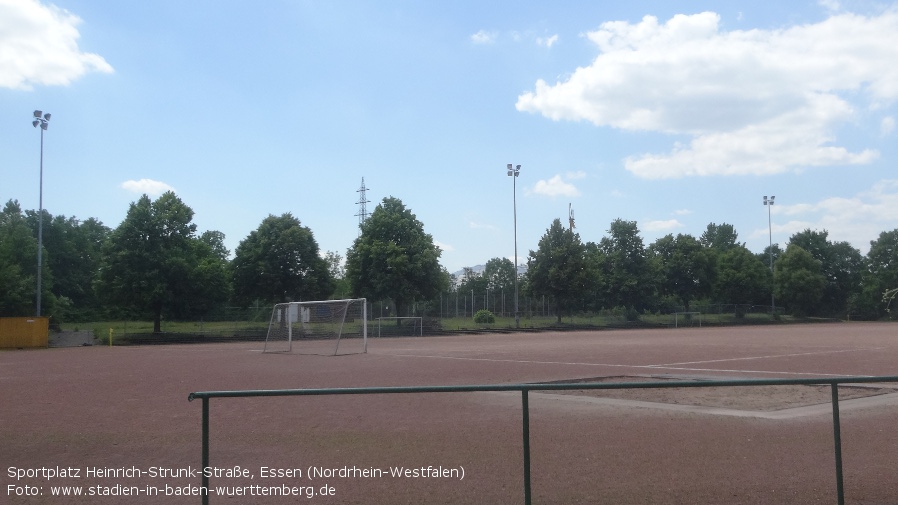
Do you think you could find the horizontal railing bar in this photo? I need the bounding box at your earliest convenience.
[189,375,898,401]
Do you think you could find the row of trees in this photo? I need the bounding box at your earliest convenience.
[0,193,448,330]
[1,192,896,330]
[522,218,897,321]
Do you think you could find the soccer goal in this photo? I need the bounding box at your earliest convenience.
[263,298,367,355]
[672,311,702,328]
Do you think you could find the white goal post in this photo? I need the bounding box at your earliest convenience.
[672,311,702,328]
[263,298,367,355]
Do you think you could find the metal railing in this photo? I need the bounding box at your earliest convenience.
[189,376,898,505]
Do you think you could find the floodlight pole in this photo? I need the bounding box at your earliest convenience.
[32,110,50,317]
[764,195,775,317]
[508,164,521,328]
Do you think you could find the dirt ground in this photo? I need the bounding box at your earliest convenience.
[3,322,898,505]
[550,375,896,411]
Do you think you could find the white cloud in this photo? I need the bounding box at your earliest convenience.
[819,0,841,13]
[516,10,898,178]
[470,30,496,44]
[641,219,684,232]
[751,179,898,253]
[434,240,454,252]
[0,0,113,90]
[530,174,581,198]
[537,34,559,48]
[881,116,896,136]
[121,179,175,197]
[674,209,693,216]
[469,221,497,231]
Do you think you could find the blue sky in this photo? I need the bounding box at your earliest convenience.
[2,0,897,274]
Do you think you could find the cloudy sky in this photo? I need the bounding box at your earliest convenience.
[2,0,897,273]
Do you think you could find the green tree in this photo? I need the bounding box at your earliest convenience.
[455,267,489,316]
[600,219,653,312]
[199,230,229,261]
[583,241,608,312]
[324,250,350,299]
[700,222,743,252]
[483,257,516,292]
[756,244,783,272]
[0,201,40,316]
[855,229,898,319]
[788,229,863,317]
[96,192,230,332]
[26,213,109,320]
[183,235,232,317]
[456,267,489,296]
[649,233,712,312]
[231,213,333,306]
[713,245,771,306]
[526,218,592,322]
[345,197,446,319]
[774,244,826,317]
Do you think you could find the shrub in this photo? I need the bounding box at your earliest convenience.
[474,309,495,324]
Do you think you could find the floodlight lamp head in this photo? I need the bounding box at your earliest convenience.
[32,120,39,128]
[44,113,51,120]
[507,170,513,176]
[507,163,513,170]
[40,122,48,130]
[34,110,42,118]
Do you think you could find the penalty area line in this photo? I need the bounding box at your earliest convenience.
[385,353,636,368]
[650,347,885,367]
[385,353,875,378]
[642,365,872,378]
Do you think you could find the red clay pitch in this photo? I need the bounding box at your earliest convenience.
[2,322,898,504]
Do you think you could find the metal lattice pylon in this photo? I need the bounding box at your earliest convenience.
[355,178,370,234]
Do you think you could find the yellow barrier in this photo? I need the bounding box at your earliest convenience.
[0,317,50,348]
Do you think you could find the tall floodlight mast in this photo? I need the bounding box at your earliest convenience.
[32,110,50,316]
[355,178,370,235]
[507,164,521,328]
[764,195,776,317]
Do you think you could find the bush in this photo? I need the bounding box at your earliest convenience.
[473,309,495,324]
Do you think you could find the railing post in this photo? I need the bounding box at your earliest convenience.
[830,384,844,505]
[522,389,532,505]
[202,397,210,505]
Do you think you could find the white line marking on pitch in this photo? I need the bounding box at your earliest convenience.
[643,366,869,378]
[521,391,898,419]
[386,353,635,368]
[385,353,873,378]
[651,347,884,367]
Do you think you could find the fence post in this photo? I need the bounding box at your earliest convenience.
[202,397,210,505]
[830,384,844,505]
[522,389,532,505]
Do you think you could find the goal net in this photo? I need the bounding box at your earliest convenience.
[263,298,367,355]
